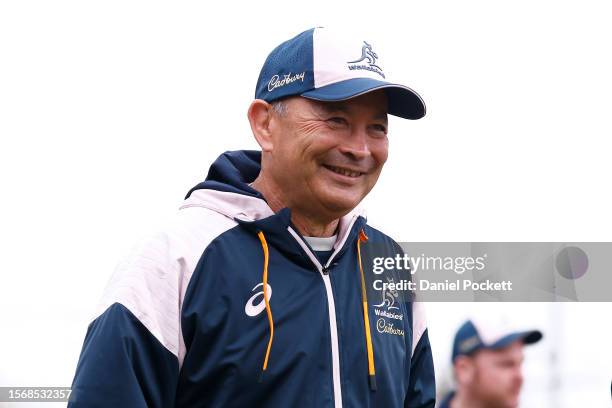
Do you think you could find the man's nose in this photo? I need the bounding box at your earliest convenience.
[338,127,370,160]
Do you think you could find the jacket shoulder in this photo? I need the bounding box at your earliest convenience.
[94,206,237,361]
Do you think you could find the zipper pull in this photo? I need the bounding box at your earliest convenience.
[322,265,330,275]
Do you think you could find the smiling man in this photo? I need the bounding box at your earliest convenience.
[69,27,435,407]
[249,91,389,237]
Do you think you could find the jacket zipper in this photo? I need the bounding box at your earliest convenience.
[287,215,360,408]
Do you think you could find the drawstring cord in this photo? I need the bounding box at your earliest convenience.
[256,228,376,391]
[357,229,377,391]
[257,231,274,382]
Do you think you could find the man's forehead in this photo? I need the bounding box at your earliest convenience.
[478,342,524,360]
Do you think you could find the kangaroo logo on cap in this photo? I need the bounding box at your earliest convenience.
[347,41,385,79]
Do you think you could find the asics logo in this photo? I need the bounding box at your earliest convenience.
[244,282,272,317]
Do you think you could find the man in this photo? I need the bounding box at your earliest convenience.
[69,27,435,407]
[439,318,543,408]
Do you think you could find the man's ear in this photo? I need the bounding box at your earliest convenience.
[454,356,476,386]
[247,99,274,152]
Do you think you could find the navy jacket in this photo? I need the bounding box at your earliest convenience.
[69,150,436,407]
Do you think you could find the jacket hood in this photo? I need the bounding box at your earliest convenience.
[181,150,275,223]
[185,150,263,200]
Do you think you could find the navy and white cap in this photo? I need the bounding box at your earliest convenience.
[255,27,426,120]
[452,317,543,362]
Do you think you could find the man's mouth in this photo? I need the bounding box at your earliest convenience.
[323,165,364,178]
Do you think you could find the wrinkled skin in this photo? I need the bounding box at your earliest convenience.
[250,91,389,235]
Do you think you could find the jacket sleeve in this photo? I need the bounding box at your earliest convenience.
[405,302,436,408]
[68,303,179,407]
[68,230,184,407]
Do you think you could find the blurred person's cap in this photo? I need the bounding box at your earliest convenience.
[452,317,543,362]
[254,27,426,120]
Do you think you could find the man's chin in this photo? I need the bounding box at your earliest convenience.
[305,183,368,217]
[504,395,520,408]
[318,195,362,216]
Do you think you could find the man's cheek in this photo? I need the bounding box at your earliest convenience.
[366,168,384,188]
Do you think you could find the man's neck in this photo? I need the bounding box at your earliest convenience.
[251,176,339,237]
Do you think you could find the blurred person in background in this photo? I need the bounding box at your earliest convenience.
[439,318,542,408]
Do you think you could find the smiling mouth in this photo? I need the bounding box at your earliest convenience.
[323,165,364,178]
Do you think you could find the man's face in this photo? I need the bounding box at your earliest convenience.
[465,342,525,408]
[265,90,389,220]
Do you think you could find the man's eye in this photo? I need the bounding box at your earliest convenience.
[327,117,347,125]
[372,124,387,133]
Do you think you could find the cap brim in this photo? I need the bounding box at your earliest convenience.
[489,330,543,350]
[300,78,426,120]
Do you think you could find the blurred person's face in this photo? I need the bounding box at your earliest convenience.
[457,341,525,408]
[252,91,389,222]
